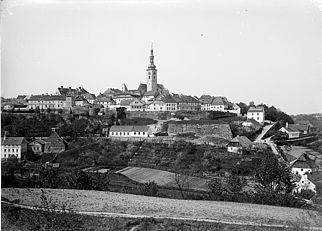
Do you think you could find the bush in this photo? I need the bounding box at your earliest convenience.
[139,181,159,197]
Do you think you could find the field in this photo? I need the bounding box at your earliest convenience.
[116,167,209,191]
[2,188,322,229]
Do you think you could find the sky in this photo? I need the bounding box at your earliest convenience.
[1,0,322,115]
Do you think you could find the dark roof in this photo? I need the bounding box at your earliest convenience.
[82,93,96,100]
[74,95,88,102]
[212,97,229,106]
[95,96,114,103]
[172,94,201,104]
[103,88,123,96]
[1,137,26,146]
[143,91,159,97]
[287,124,310,133]
[58,86,88,96]
[291,153,317,169]
[120,99,133,106]
[162,95,177,104]
[307,171,322,184]
[229,136,253,148]
[138,84,147,93]
[28,139,46,145]
[199,95,213,104]
[29,95,66,101]
[45,131,66,147]
[110,125,149,132]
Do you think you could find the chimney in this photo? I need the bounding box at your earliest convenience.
[4,131,8,140]
[286,122,289,128]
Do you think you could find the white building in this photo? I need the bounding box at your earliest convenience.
[247,106,265,123]
[109,125,154,138]
[290,153,317,177]
[1,136,28,159]
[28,94,66,110]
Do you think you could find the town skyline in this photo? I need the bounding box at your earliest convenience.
[1,0,322,115]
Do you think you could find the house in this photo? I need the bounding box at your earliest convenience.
[28,94,66,110]
[58,86,89,97]
[227,135,253,154]
[113,93,140,104]
[1,136,28,159]
[44,129,67,153]
[162,94,178,111]
[279,123,310,139]
[242,118,262,129]
[109,125,154,138]
[74,95,89,107]
[225,103,241,115]
[94,94,115,108]
[293,172,316,193]
[247,106,265,123]
[172,94,201,111]
[199,95,213,111]
[307,171,322,195]
[211,96,229,112]
[28,139,46,154]
[82,93,96,104]
[290,153,318,176]
[141,91,160,103]
[119,99,132,111]
[130,99,145,111]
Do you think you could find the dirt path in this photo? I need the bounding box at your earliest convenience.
[2,188,322,229]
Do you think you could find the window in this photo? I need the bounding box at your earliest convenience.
[16,149,18,152]
[134,132,136,135]
[127,132,129,135]
[4,149,6,152]
[301,169,303,171]
[142,132,145,135]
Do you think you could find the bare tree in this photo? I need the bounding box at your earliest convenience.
[174,171,190,199]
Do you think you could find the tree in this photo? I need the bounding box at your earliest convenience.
[174,172,190,199]
[227,173,246,193]
[255,151,294,193]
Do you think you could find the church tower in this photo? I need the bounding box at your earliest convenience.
[146,46,158,92]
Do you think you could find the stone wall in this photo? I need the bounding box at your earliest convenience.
[126,110,235,121]
[168,121,233,140]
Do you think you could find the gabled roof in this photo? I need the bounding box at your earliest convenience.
[248,106,265,113]
[143,91,159,97]
[172,94,201,104]
[229,136,253,148]
[74,95,88,102]
[29,95,66,101]
[95,96,114,103]
[1,137,26,146]
[287,124,310,133]
[58,86,88,96]
[103,88,123,96]
[130,99,145,106]
[45,130,66,147]
[212,97,229,106]
[82,93,96,100]
[120,99,133,106]
[162,95,177,104]
[199,95,213,104]
[291,153,317,169]
[307,171,322,184]
[28,139,46,145]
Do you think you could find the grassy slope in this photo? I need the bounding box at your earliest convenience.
[2,188,322,228]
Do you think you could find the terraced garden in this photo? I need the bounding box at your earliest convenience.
[116,167,209,191]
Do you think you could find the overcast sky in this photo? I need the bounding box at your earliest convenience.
[1,0,322,115]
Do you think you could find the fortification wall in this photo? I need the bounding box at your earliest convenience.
[168,122,233,140]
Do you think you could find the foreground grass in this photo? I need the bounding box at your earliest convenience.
[2,188,322,229]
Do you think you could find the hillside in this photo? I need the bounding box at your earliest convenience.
[2,188,322,229]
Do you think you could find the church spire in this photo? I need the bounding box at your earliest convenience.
[149,43,155,69]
